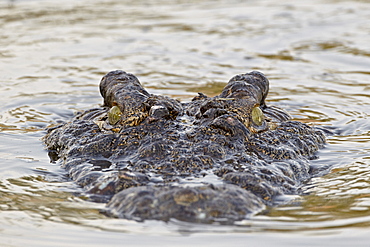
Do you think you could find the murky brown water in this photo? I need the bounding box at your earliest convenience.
[0,0,369,246]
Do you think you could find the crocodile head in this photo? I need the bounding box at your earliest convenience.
[43,70,326,223]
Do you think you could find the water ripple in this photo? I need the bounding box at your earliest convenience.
[0,0,370,245]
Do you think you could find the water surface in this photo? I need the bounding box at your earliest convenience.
[0,0,369,246]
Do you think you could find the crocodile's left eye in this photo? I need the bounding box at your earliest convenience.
[251,106,264,126]
[108,105,122,125]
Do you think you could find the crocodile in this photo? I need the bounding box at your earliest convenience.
[43,70,327,223]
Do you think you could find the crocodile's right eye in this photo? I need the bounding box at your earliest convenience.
[251,106,264,126]
[108,105,122,125]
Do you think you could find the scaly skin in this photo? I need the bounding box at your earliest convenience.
[43,70,326,223]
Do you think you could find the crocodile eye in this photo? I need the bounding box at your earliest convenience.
[251,106,264,126]
[108,105,122,125]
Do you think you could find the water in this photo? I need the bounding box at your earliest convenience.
[0,0,369,245]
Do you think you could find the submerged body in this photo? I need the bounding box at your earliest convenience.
[43,70,326,223]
